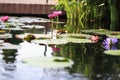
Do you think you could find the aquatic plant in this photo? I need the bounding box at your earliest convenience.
[90,35,99,43]
[104,50,120,56]
[54,0,107,33]
[108,0,120,31]
[48,11,62,20]
[48,10,63,27]
[103,37,118,50]
[24,34,36,42]
[0,16,9,22]
[0,16,11,33]
[55,0,87,33]
[48,11,63,38]
[22,57,74,68]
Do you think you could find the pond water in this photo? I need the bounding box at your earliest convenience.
[0,16,120,80]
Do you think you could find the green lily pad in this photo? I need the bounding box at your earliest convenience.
[107,34,120,39]
[109,32,120,35]
[61,33,91,39]
[81,29,109,35]
[64,37,91,43]
[22,57,74,68]
[82,29,120,39]
[16,33,50,39]
[104,50,120,56]
[60,33,91,43]
[31,39,68,45]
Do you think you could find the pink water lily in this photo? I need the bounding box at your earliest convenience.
[48,13,57,19]
[53,11,62,16]
[48,11,63,19]
[0,16,9,22]
[90,35,99,43]
[48,11,63,39]
[0,16,11,33]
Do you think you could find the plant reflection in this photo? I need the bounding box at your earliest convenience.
[2,49,17,63]
[54,42,120,80]
[1,49,17,72]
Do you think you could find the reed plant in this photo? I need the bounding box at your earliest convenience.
[54,0,106,33]
[108,0,120,31]
[54,0,88,33]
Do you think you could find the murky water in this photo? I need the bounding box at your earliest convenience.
[0,16,120,80]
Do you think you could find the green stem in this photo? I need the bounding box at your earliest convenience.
[51,19,54,39]
[6,22,10,33]
[56,16,59,29]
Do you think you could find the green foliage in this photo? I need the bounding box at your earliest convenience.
[108,0,120,31]
[54,0,88,33]
[54,0,107,33]
[55,0,120,31]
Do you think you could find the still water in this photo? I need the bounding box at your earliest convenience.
[0,16,120,80]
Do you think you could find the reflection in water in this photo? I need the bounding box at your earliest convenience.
[0,17,120,79]
[0,42,88,80]
[1,15,120,80]
[1,38,120,80]
[0,49,17,80]
[2,49,17,63]
[55,42,120,80]
[0,61,88,80]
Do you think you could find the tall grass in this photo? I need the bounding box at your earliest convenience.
[54,0,88,33]
[54,0,107,33]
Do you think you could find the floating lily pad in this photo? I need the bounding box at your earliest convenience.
[22,57,74,68]
[0,30,6,34]
[31,39,68,45]
[61,33,91,39]
[24,34,36,42]
[60,34,91,43]
[16,33,50,39]
[109,32,120,35]
[107,35,120,39]
[104,50,120,56]
[82,29,120,39]
[64,37,91,43]
[81,29,109,35]
[69,35,86,39]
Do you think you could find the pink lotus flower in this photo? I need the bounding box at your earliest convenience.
[48,11,62,19]
[48,11,63,38]
[53,11,62,16]
[90,35,99,43]
[0,16,9,22]
[0,16,11,33]
[48,14,57,19]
